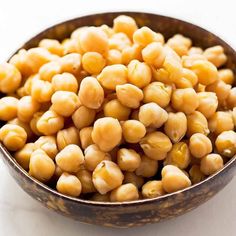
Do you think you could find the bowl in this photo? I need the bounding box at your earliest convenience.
[1,12,236,228]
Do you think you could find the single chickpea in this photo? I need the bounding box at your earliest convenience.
[56,173,82,197]
[127,60,152,88]
[56,127,80,151]
[30,112,44,136]
[171,88,199,114]
[189,133,212,158]
[140,131,172,160]
[71,26,89,40]
[0,63,22,93]
[151,67,170,85]
[59,53,81,75]
[52,72,78,93]
[121,44,142,65]
[218,69,234,85]
[203,45,227,68]
[29,149,55,182]
[108,32,131,51]
[100,24,114,37]
[139,103,168,128]
[14,143,35,170]
[62,38,81,55]
[142,180,165,199]
[200,154,224,175]
[188,47,203,55]
[208,111,234,135]
[106,49,122,65]
[55,144,84,173]
[97,64,127,90]
[135,155,158,178]
[122,120,146,143]
[76,169,96,194]
[110,183,139,202]
[182,54,207,68]
[0,97,18,121]
[79,127,94,149]
[92,160,124,194]
[123,172,144,189]
[36,110,64,135]
[227,87,236,109]
[162,165,191,193]
[189,165,205,184]
[175,68,198,88]
[92,117,122,152]
[39,61,61,82]
[90,193,110,202]
[215,130,236,158]
[116,84,143,109]
[39,39,64,56]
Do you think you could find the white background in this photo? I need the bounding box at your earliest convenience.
[0,0,235,235]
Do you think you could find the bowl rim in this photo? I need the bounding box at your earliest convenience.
[2,11,236,206]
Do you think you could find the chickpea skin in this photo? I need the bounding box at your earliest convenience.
[0,97,18,121]
[200,154,223,175]
[142,181,165,199]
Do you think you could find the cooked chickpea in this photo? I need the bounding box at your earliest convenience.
[106,49,122,65]
[62,38,81,55]
[162,165,191,193]
[29,112,43,136]
[29,149,55,182]
[142,180,165,199]
[110,183,139,202]
[39,61,61,82]
[39,39,63,56]
[182,54,207,68]
[175,68,198,88]
[218,69,234,85]
[122,44,142,65]
[200,154,223,175]
[139,103,168,128]
[152,67,170,84]
[109,32,131,51]
[232,108,236,127]
[92,160,124,194]
[90,193,110,202]
[123,172,144,189]
[189,133,212,158]
[59,53,81,75]
[79,127,94,149]
[56,173,82,197]
[227,87,236,109]
[189,165,205,184]
[164,112,187,143]
[215,130,236,158]
[76,169,96,194]
[100,24,114,37]
[0,97,18,121]
[188,47,203,55]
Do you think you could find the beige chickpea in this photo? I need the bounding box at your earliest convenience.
[62,38,81,55]
[36,110,64,135]
[106,49,122,65]
[56,173,82,197]
[127,60,152,88]
[109,32,131,51]
[161,165,191,193]
[92,160,124,194]
[122,120,146,143]
[39,39,63,56]
[227,87,236,109]
[90,193,110,202]
[92,117,122,152]
[71,26,89,40]
[152,67,170,84]
[171,88,199,114]
[0,97,18,121]
[0,63,22,93]
[142,181,165,199]
[200,154,224,175]
[59,53,81,75]
[100,24,114,37]
[232,108,236,127]
[175,68,198,89]
[164,112,187,143]
[76,169,96,194]
[189,133,212,158]
[110,183,139,202]
[29,112,43,136]
[29,149,55,182]
[122,44,142,65]
[139,103,168,128]
[78,76,104,109]
[182,54,207,68]
[39,61,61,82]
[188,47,203,55]
[218,69,234,85]
[123,172,144,189]
[97,64,127,90]
[79,127,94,149]
[215,130,236,158]
[135,155,158,178]
[55,144,84,173]
[189,165,205,184]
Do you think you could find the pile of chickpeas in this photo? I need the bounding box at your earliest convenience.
[0,15,235,202]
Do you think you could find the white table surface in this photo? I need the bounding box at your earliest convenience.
[0,1,235,235]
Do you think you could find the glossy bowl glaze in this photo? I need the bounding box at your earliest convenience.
[1,12,236,228]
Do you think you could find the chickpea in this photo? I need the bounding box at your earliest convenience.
[39,39,63,56]
[164,112,187,143]
[0,63,22,93]
[84,144,111,171]
[90,193,110,202]
[175,68,198,88]
[92,160,124,194]
[227,87,236,109]
[164,142,190,169]
[203,45,227,68]
[56,127,80,151]
[29,112,43,136]
[140,131,172,160]
[36,110,64,135]
[215,130,236,158]
[0,97,18,121]
[122,120,146,143]
[59,53,81,75]
[189,165,205,184]
[29,149,55,182]
[122,44,142,65]
[97,64,127,90]
[182,54,207,68]
[113,15,138,39]
[152,67,170,84]
[39,61,61,82]
[82,52,106,75]
[208,111,234,135]
[200,154,223,175]
[188,47,203,55]
[127,60,152,88]
[197,92,218,118]
[110,183,139,202]
[135,155,158,178]
[189,133,212,158]
[139,103,168,128]
[55,144,84,173]
[79,127,94,149]
[71,26,89,40]
[34,135,58,159]
[232,108,236,127]
[143,82,172,108]
[106,49,122,65]
[76,169,96,194]
[100,24,114,37]
[14,143,35,170]
[79,27,108,54]
[123,172,144,189]
[109,32,131,51]
[142,180,165,199]
[62,38,81,55]
[218,69,234,85]
[171,88,199,114]
[92,117,122,152]
[56,173,82,197]
[162,165,191,193]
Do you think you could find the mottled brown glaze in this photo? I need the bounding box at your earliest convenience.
[1,12,236,228]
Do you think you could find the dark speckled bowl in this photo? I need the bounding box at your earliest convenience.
[1,12,236,228]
